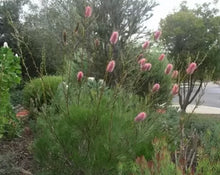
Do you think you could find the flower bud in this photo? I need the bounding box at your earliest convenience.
[110,31,119,45]
[142,41,150,49]
[152,83,160,92]
[186,62,197,75]
[165,64,173,75]
[171,70,178,79]
[154,30,161,41]
[77,71,84,82]
[172,84,179,95]
[158,54,165,61]
[141,63,152,71]
[85,6,92,17]
[138,58,146,65]
[106,60,115,73]
[95,39,100,47]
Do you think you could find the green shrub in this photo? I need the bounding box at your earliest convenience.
[33,83,179,175]
[0,44,21,139]
[23,76,62,110]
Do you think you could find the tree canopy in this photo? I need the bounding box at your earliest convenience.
[20,0,157,77]
[0,0,28,50]
[160,2,220,79]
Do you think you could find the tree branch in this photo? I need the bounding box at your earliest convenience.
[189,79,203,104]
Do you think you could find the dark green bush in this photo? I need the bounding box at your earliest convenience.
[126,49,173,106]
[23,76,62,110]
[185,115,220,162]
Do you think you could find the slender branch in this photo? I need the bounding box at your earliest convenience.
[189,79,203,104]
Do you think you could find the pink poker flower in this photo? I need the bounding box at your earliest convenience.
[171,70,178,79]
[134,112,147,122]
[171,84,179,95]
[110,31,119,44]
[138,58,147,65]
[154,30,162,41]
[106,60,116,73]
[77,71,84,82]
[152,83,160,92]
[141,63,152,71]
[142,41,150,49]
[164,64,173,75]
[186,62,197,75]
[85,6,92,17]
[158,54,165,61]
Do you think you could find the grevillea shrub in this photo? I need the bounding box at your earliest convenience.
[0,43,21,139]
[33,82,179,174]
[23,76,62,110]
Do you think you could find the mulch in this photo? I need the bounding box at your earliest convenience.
[0,108,35,175]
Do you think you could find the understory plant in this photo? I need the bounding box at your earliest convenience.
[118,138,220,175]
[23,75,62,111]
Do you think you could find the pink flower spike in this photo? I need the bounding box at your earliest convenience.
[154,30,162,41]
[172,84,179,96]
[134,112,147,122]
[77,71,84,82]
[186,62,197,75]
[141,63,152,71]
[138,58,146,65]
[158,54,165,61]
[110,31,119,44]
[142,41,150,49]
[152,83,160,92]
[106,60,116,73]
[85,6,92,17]
[165,64,173,75]
[171,70,179,79]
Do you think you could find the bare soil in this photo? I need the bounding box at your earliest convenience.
[0,126,34,175]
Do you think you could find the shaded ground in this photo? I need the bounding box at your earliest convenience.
[0,126,34,175]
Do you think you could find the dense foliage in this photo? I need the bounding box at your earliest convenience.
[0,44,21,138]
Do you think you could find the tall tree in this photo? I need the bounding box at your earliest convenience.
[21,0,157,78]
[0,0,28,50]
[160,2,220,112]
